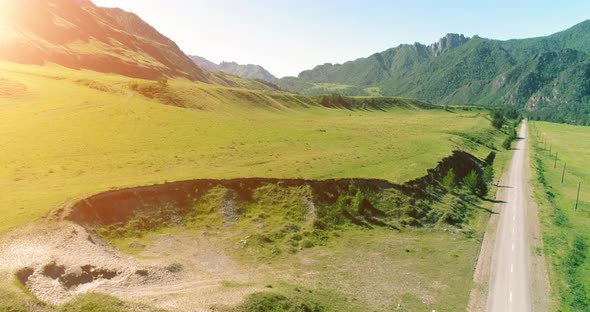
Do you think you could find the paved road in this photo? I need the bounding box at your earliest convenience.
[487,121,532,312]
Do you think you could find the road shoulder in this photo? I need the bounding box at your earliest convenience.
[467,171,507,311]
[525,129,552,311]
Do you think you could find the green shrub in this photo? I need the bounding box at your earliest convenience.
[58,293,163,312]
[228,292,324,312]
[301,239,314,248]
[565,236,589,310]
[502,127,518,150]
[165,263,183,273]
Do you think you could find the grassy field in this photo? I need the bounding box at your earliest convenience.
[0,60,516,311]
[0,61,500,235]
[529,121,590,311]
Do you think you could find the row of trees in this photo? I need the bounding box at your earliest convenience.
[442,166,494,197]
[491,106,521,130]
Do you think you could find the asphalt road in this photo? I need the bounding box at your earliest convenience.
[487,121,532,312]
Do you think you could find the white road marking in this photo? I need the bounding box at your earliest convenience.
[510,291,513,302]
[511,264,514,273]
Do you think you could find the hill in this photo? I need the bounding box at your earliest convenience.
[190,55,279,83]
[279,22,590,125]
[0,0,213,81]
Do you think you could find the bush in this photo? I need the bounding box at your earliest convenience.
[229,292,324,312]
[301,239,314,248]
[165,263,183,273]
[58,293,137,312]
[502,127,518,150]
[491,113,504,129]
[312,219,326,230]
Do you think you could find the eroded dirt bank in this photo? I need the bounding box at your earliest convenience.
[61,150,487,228]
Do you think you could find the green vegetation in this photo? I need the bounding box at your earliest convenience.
[0,55,512,312]
[278,21,590,125]
[442,168,457,191]
[482,165,494,186]
[220,292,324,312]
[529,121,590,310]
[58,293,165,312]
[502,127,518,150]
[0,282,164,312]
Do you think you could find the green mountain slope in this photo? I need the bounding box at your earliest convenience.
[279,21,590,125]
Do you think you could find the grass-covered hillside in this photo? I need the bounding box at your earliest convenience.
[529,121,590,311]
[279,21,590,125]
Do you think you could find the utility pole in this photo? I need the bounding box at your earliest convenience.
[561,163,567,185]
[575,182,581,211]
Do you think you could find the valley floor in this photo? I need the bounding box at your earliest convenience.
[0,61,512,311]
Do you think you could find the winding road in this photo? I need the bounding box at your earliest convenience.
[487,121,532,312]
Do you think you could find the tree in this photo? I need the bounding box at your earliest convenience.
[483,165,495,186]
[425,184,435,202]
[442,169,456,191]
[502,127,517,150]
[491,110,505,129]
[463,170,483,195]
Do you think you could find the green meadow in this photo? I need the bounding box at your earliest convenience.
[0,60,516,312]
[1,61,500,235]
[529,121,590,311]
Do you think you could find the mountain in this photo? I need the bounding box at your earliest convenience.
[189,55,279,83]
[279,22,590,125]
[0,0,213,81]
[189,55,218,72]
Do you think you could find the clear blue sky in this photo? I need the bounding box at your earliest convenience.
[93,0,590,78]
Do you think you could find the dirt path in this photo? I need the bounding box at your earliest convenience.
[487,121,532,311]
[469,121,550,311]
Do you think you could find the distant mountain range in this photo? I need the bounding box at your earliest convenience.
[189,55,279,83]
[1,0,588,124]
[279,22,590,124]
